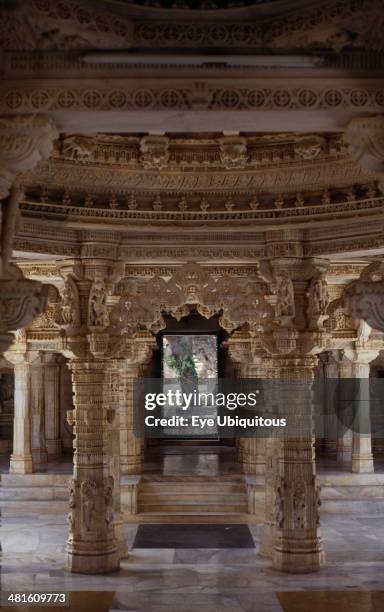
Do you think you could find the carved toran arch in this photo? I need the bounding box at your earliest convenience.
[112,262,273,337]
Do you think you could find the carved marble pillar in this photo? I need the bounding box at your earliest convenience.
[335,351,353,466]
[259,231,329,573]
[119,362,142,475]
[55,259,123,574]
[239,362,266,475]
[60,359,74,452]
[227,332,266,475]
[108,359,127,558]
[30,352,48,469]
[67,360,119,573]
[44,353,62,458]
[319,351,338,457]
[271,354,324,573]
[344,347,379,473]
[119,334,155,474]
[7,352,33,474]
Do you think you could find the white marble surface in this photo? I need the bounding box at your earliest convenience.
[1,514,384,611]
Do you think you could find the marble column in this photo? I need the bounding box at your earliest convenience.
[67,360,119,574]
[227,334,266,474]
[319,351,338,458]
[30,353,48,469]
[44,353,62,458]
[108,360,127,557]
[60,359,75,452]
[119,362,142,474]
[271,354,324,573]
[8,353,33,474]
[335,351,353,466]
[259,233,328,573]
[348,349,378,473]
[241,362,266,475]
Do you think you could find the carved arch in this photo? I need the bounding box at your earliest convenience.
[111,262,273,337]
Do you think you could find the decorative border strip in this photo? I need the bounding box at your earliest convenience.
[19,196,384,225]
[2,85,383,112]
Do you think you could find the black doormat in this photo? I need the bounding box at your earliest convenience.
[133,524,255,548]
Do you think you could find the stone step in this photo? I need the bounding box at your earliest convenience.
[139,502,248,513]
[1,474,70,487]
[0,500,68,514]
[139,484,246,494]
[125,513,255,524]
[322,498,384,514]
[318,473,384,486]
[139,492,247,503]
[1,486,68,501]
[321,485,384,500]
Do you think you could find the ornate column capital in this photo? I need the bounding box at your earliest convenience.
[260,237,331,356]
[55,259,125,360]
[345,115,384,175]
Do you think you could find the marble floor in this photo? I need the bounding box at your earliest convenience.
[1,513,384,611]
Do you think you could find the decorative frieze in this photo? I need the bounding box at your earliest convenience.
[2,82,383,114]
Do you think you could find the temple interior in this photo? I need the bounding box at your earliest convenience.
[1,0,384,610]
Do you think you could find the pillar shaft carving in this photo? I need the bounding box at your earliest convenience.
[119,332,157,475]
[55,258,124,574]
[67,360,119,574]
[259,231,329,573]
[227,331,266,476]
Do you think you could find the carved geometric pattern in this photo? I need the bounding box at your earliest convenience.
[2,85,384,113]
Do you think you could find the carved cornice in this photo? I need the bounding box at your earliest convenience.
[1,0,380,52]
[57,132,347,169]
[19,191,383,230]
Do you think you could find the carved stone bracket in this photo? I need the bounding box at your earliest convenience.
[345,115,384,175]
[0,115,58,199]
[0,266,49,354]
[342,260,384,332]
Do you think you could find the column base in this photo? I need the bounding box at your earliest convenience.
[352,455,374,473]
[272,534,325,573]
[66,544,120,574]
[10,454,33,474]
[46,439,62,458]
